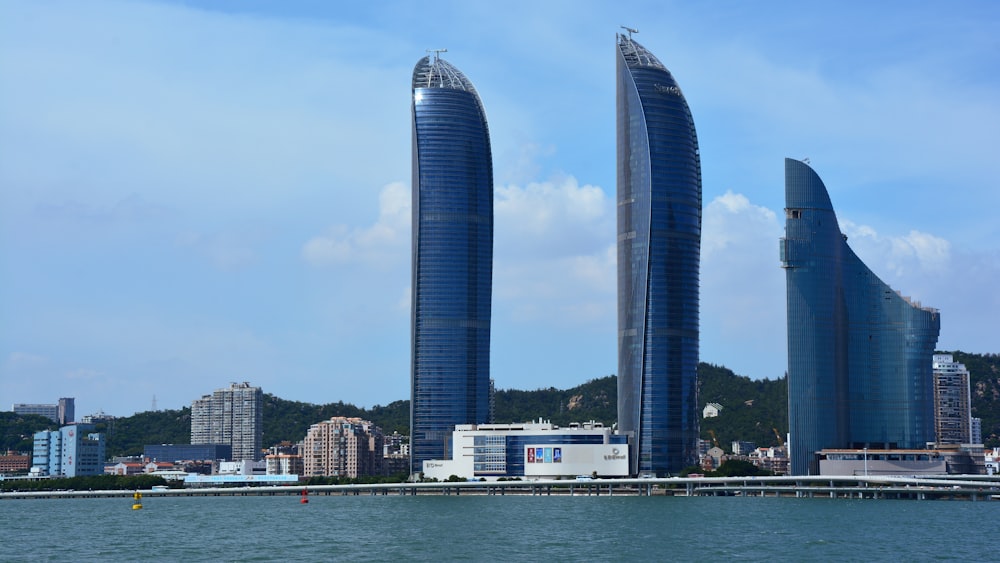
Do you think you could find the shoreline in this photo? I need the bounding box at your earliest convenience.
[3,474,999,501]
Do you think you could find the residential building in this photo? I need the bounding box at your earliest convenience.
[302,417,384,478]
[749,446,789,475]
[410,51,493,476]
[731,441,757,456]
[80,410,114,424]
[190,382,263,461]
[616,32,701,476]
[971,418,983,445]
[265,454,303,476]
[107,462,144,476]
[31,424,106,477]
[932,354,973,444]
[421,420,629,481]
[781,158,941,475]
[703,403,722,418]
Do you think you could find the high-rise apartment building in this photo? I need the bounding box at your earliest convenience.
[616,33,701,476]
[780,158,940,475]
[410,52,493,476]
[191,382,263,461]
[302,417,384,478]
[932,354,973,444]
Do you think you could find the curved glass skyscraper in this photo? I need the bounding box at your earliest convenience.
[616,34,701,476]
[410,54,493,476]
[781,158,940,475]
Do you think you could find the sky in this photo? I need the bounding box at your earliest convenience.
[2,0,999,418]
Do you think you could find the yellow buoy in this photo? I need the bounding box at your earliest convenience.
[132,491,143,510]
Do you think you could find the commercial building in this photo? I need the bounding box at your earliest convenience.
[780,158,941,475]
[302,417,384,478]
[13,398,74,425]
[0,452,31,474]
[410,52,493,476]
[31,424,106,477]
[818,446,982,476]
[190,382,263,461]
[422,420,629,481]
[144,444,232,463]
[932,354,973,444]
[616,32,701,476]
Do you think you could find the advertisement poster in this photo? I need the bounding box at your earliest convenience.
[527,447,535,463]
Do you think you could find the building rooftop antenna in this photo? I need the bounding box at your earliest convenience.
[620,26,638,39]
[426,48,448,62]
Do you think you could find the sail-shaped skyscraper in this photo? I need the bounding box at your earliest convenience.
[410,53,493,476]
[616,34,702,476]
[781,158,940,475]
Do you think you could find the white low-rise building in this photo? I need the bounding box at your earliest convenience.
[422,420,629,481]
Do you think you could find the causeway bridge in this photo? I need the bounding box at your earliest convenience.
[3,474,1000,501]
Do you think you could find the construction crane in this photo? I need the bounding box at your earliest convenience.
[707,429,720,449]
[772,427,785,447]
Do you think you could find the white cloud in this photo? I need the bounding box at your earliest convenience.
[302,181,410,268]
[842,220,952,277]
[700,191,786,379]
[492,176,615,326]
[702,190,778,257]
[495,176,607,240]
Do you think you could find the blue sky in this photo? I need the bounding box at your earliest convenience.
[2,0,998,418]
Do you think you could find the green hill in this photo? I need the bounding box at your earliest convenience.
[3,353,997,460]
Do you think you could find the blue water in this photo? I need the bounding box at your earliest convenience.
[0,495,991,561]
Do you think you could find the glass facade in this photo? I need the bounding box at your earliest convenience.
[616,35,701,476]
[781,158,940,475]
[410,55,493,475]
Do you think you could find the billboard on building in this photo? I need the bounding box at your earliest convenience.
[523,444,628,478]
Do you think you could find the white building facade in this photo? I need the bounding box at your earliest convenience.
[422,421,629,481]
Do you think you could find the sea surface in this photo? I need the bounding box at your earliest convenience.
[0,494,992,561]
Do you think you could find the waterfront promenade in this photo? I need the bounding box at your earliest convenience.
[3,474,999,501]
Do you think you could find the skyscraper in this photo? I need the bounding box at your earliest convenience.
[781,158,940,475]
[616,33,701,476]
[410,52,493,476]
[191,382,263,462]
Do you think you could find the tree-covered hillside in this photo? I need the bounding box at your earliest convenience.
[0,413,57,451]
[3,353,997,459]
[698,364,788,451]
[492,375,617,426]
